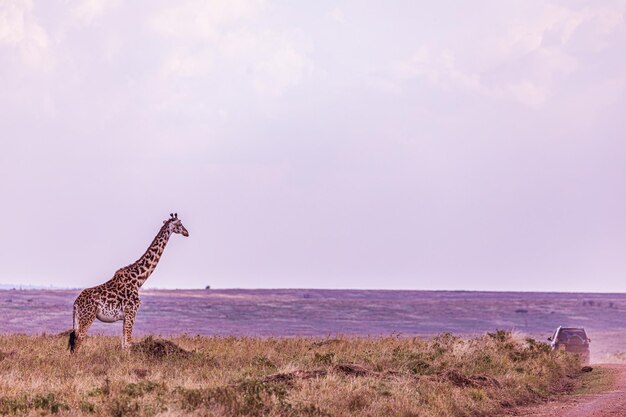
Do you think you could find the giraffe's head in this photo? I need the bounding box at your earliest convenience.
[164,213,189,237]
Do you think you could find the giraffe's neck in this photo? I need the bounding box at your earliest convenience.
[130,224,173,288]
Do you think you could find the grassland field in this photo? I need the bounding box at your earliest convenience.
[0,331,584,417]
[1,289,620,416]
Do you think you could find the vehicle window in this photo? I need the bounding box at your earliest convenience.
[557,329,587,343]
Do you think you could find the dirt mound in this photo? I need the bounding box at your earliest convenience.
[133,368,150,379]
[443,370,501,388]
[259,363,372,385]
[131,336,191,359]
[0,350,16,362]
[333,363,370,377]
[261,369,328,384]
[310,338,341,348]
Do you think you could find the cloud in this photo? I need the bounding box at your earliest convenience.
[160,50,214,79]
[253,43,312,95]
[70,0,121,25]
[372,47,546,107]
[150,0,312,96]
[329,7,345,24]
[498,4,624,57]
[370,46,546,107]
[150,0,265,42]
[372,3,625,108]
[0,0,39,45]
[0,0,50,69]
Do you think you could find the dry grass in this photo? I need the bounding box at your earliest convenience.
[572,366,616,396]
[0,331,582,416]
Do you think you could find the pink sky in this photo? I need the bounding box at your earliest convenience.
[1,0,625,291]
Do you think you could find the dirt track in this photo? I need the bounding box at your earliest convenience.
[515,364,626,417]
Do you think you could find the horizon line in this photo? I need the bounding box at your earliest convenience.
[0,284,624,295]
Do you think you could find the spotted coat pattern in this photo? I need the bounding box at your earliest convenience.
[70,214,189,352]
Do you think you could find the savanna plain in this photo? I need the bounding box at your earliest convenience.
[1,289,624,416]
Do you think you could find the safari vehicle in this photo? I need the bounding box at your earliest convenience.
[548,326,591,364]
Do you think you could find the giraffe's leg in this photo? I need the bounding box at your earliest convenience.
[73,307,96,353]
[122,308,137,350]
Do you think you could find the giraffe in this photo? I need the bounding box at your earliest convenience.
[68,213,189,353]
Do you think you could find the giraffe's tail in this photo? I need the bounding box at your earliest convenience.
[68,305,77,353]
[68,330,76,352]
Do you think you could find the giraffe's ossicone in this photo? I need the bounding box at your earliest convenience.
[69,213,189,353]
